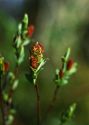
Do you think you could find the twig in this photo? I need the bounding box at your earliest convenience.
[42,86,60,124]
[34,83,41,125]
[47,85,60,112]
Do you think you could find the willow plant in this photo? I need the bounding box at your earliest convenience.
[0,13,77,125]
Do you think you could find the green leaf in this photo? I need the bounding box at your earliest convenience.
[16,36,22,48]
[23,38,30,46]
[3,92,9,102]
[60,103,77,124]
[18,23,22,35]
[18,46,25,65]
[68,63,77,75]
[64,48,71,61]
[22,13,28,29]
[35,58,46,73]
[6,114,14,125]
[12,79,19,90]
[56,69,59,75]
[7,72,15,81]
[68,103,76,118]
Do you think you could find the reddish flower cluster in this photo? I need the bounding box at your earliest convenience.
[32,42,44,55]
[0,60,9,75]
[67,59,74,70]
[27,25,35,37]
[29,42,44,69]
[30,56,38,69]
[59,59,74,79]
[3,62,9,72]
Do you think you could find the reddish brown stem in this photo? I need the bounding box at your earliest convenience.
[34,83,41,125]
[47,85,60,113]
[42,86,60,124]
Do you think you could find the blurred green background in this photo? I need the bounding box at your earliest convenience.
[0,0,89,125]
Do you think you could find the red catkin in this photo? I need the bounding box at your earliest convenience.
[27,25,35,37]
[30,56,38,69]
[67,59,74,70]
[4,62,9,72]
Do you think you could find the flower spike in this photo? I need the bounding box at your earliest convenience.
[55,48,77,86]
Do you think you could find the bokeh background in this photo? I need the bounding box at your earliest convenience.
[0,0,89,125]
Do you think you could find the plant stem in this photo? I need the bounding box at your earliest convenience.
[47,85,60,113]
[34,83,41,125]
[0,77,7,125]
[42,85,60,124]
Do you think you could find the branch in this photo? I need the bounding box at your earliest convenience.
[47,85,60,112]
[34,83,41,125]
